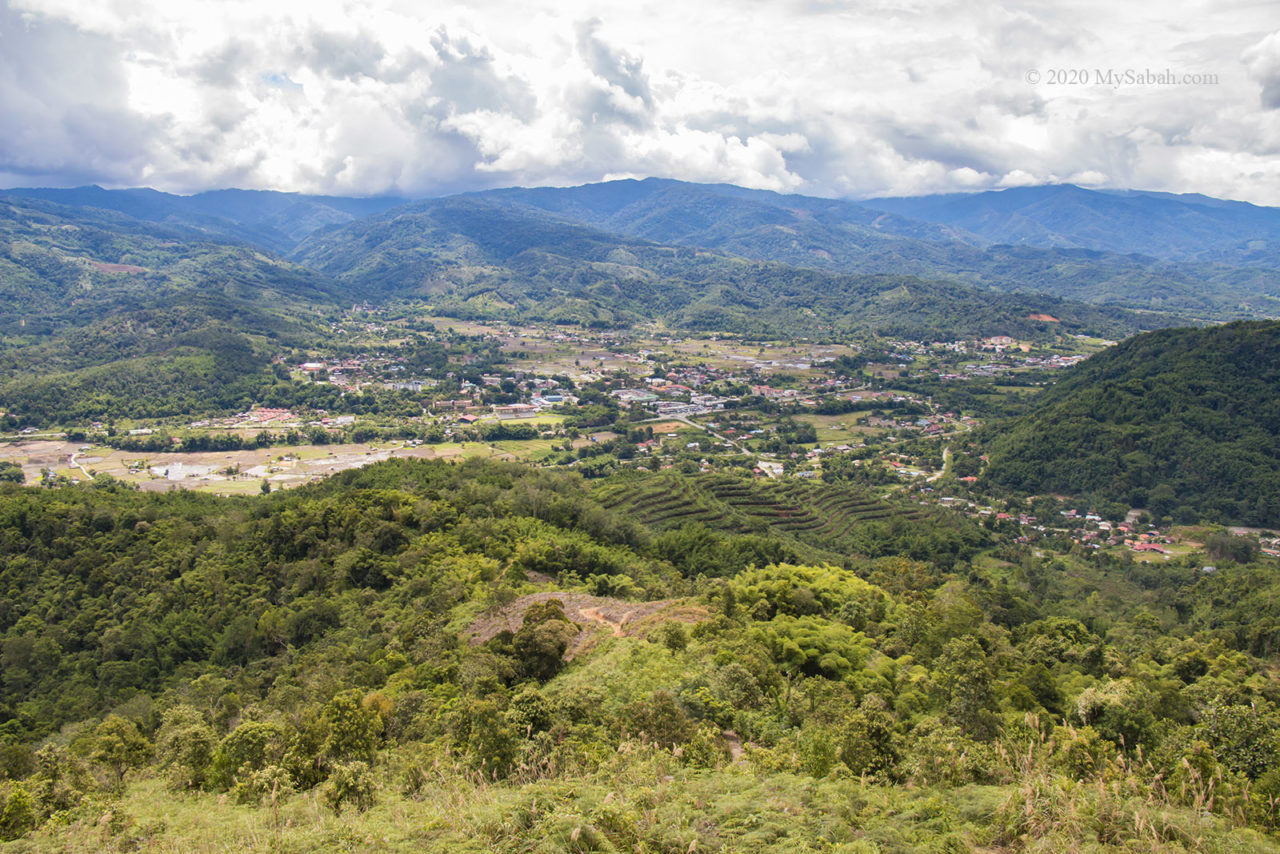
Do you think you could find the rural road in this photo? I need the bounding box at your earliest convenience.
[926,445,951,483]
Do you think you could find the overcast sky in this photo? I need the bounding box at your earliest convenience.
[1,0,1278,203]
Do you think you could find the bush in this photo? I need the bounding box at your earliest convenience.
[323,760,375,816]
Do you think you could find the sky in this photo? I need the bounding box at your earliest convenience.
[1,0,1279,203]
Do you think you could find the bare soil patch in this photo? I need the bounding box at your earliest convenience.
[88,261,147,274]
[467,591,708,658]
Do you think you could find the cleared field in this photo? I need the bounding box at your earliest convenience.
[0,437,558,494]
[410,317,860,380]
[793,413,875,442]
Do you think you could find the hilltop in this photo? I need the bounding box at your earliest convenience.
[984,320,1280,525]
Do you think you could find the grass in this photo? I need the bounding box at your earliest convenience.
[793,413,873,443]
[20,758,1279,853]
[548,635,694,709]
[972,552,1019,582]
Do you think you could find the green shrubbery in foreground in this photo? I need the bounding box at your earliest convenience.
[2,458,1280,851]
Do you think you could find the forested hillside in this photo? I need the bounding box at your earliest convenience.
[0,195,345,422]
[863,184,1280,267]
[289,197,1161,338]
[16,180,1280,324]
[984,320,1280,525]
[469,179,1280,319]
[1,187,405,255]
[2,459,1280,851]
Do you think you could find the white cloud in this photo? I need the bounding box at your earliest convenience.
[1244,30,1280,110]
[1,0,1278,203]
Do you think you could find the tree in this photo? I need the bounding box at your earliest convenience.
[933,636,997,738]
[156,705,216,790]
[0,784,36,842]
[322,690,383,765]
[1205,532,1260,564]
[659,621,689,655]
[90,715,152,792]
[623,690,694,748]
[840,695,899,780]
[323,761,374,815]
[512,600,579,682]
[446,698,518,779]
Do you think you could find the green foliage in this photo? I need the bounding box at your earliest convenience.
[446,697,519,780]
[658,621,688,654]
[322,760,375,816]
[89,715,153,791]
[986,321,1280,525]
[156,705,216,790]
[752,615,870,680]
[214,720,290,790]
[839,695,900,780]
[933,636,998,737]
[1,456,1280,847]
[512,603,580,682]
[321,690,384,765]
[0,782,36,841]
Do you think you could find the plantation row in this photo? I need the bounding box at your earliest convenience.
[593,473,924,552]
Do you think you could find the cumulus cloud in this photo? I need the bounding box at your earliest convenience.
[0,3,161,186]
[1244,30,1280,110]
[1,0,1278,203]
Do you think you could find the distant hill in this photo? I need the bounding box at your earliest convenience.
[11,180,1280,321]
[2,186,406,254]
[0,195,340,334]
[0,194,343,422]
[289,196,1161,339]
[465,179,1280,319]
[984,320,1280,526]
[863,184,1280,267]
[0,190,1163,423]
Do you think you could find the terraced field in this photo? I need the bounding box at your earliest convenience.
[594,472,926,551]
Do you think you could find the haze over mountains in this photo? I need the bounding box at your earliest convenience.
[862,184,1280,266]
[7,178,1280,323]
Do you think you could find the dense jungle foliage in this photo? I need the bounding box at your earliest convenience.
[985,320,1280,526]
[1,458,1279,852]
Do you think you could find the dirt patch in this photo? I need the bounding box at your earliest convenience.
[722,730,745,763]
[0,440,450,492]
[466,592,708,659]
[644,421,690,434]
[88,261,147,274]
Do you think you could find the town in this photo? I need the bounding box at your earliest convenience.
[0,311,1222,563]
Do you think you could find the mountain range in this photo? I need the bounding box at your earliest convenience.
[863,183,1280,266]
[2,177,1280,422]
[8,178,1280,321]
